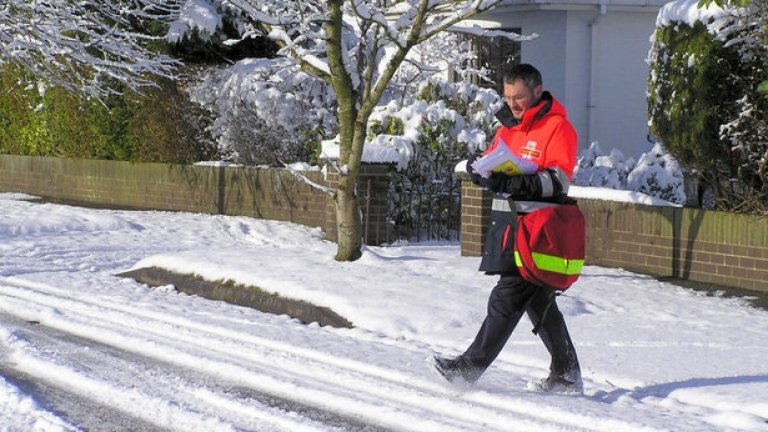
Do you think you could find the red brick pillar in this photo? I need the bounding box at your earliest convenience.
[458,173,492,257]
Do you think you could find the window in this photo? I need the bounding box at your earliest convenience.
[455,29,521,91]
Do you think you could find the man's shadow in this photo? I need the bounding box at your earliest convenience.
[593,374,768,404]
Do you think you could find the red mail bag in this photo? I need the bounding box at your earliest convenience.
[515,204,586,291]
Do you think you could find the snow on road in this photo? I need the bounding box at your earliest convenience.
[0,193,766,431]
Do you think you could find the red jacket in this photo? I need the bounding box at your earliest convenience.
[487,92,577,180]
[471,91,578,274]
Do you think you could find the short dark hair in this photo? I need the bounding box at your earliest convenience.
[503,64,542,91]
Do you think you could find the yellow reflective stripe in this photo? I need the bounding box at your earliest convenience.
[531,252,584,275]
[515,251,523,267]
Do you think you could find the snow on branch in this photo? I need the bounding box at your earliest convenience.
[0,0,182,99]
[211,0,510,91]
[361,0,505,102]
[221,0,302,26]
[415,1,506,42]
[350,1,405,48]
[449,24,539,42]
[279,159,335,195]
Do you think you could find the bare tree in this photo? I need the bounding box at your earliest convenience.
[219,0,508,261]
[0,0,181,99]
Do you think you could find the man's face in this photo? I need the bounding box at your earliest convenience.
[503,80,543,120]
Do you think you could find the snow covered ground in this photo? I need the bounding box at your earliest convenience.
[0,192,767,431]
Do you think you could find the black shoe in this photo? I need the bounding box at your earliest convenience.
[535,374,584,394]
[431,355,482,385]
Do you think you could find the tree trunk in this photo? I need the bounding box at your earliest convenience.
[333,177,363,261]
[326,0,365,261]
[332,118,367,261]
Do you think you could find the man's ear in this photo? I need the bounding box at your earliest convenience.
[534,84,543,100]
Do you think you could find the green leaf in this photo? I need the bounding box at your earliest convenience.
[758,80,768,94]
[697,0,749,6]
[697,0,720,7]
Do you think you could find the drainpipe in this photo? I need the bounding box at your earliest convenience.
[587,1,607,145]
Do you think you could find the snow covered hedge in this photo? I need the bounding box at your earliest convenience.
[648,0,768,213]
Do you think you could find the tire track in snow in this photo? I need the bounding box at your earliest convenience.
[0,287,528,432]
[1,280,534,431]
[0,360,167,432]
[0,279,590,432]
[0,314,390,432]
[0,277,726,432]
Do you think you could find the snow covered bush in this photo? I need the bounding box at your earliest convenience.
[573,142,635,190]
[648,0,768,213]
[574,141,686,205]
[169,4,503,171]
[627,142,686,205]
[167,1,336,166]
[370,83,501,177]
[187,59,337,165]
[172,4,500,170]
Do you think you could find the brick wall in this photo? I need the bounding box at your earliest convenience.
[458,178,768,294]
[5,154,765,293]
[582,200,768,292]
[0,156,218,213]
[0,155,392,246]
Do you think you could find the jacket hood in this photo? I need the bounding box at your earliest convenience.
[494,91,566,129]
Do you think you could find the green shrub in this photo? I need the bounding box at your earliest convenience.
[648,13,768,213]
[124,76,218,163]
[0,63,217,163]
[648,22,738,188]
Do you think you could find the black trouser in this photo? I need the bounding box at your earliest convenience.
[462,274,580,380]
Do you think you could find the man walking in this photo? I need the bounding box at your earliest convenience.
[432,63,582,393]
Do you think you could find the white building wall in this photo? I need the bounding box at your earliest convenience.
[589,10,659,158]
[563,10,593,155]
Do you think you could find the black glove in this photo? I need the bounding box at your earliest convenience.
[485,172,525,194]
[465,157,476,174]
[466,153,485,186]
[486,172,506,192]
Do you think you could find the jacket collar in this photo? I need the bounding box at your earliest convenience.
[495,91,554,129]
